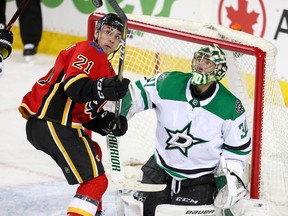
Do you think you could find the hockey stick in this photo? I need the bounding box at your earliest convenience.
[94,0,165,192]
[6,0,30,31]
[92,0,127,122]
[107,0,128,123]
[106,133,166,192]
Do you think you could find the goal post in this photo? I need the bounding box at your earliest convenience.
[87,12,288,214]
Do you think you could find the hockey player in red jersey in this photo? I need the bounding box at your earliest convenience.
[18,13,130,216]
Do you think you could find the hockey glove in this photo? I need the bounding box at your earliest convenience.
[0,24,13,60]
[93,76,130,101]
[84,110,128,137]
[214,156,246,209]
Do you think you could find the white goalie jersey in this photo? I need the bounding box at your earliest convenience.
[120,71,251,180]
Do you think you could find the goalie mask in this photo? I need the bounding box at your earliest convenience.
[191,44,228,85]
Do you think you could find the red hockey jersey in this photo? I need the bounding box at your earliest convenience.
[19,40,116,129]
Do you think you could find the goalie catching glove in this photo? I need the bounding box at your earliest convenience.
[214,156,247,209]
[0,24,13,60]
[83,110,128,137]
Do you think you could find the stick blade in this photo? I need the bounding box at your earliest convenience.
[113,179,167,192]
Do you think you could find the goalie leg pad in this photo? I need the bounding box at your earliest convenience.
[230,198,269,216]
[133,189,171,216]
[155,198,269,216]
[121,194,144,216]
[137,156,172,215]
[155,204,217,216]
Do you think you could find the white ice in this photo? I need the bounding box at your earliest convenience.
[0,51,119,216]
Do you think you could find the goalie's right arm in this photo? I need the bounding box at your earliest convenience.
[104,76,156,119]
[120,80,145,119]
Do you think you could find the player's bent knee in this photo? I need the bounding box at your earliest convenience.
[67,174,108,215]
[77,174,108,200]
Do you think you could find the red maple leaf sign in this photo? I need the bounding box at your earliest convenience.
[226,0,259,34]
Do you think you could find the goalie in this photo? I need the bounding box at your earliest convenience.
[119,44,251,215]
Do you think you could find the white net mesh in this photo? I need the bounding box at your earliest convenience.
[89,13,288,215]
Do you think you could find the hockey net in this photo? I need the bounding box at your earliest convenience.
[88,12,288,214]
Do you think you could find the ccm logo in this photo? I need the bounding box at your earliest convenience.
[97,78,105,99]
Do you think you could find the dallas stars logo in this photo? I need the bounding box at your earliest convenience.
[165,122,207,156]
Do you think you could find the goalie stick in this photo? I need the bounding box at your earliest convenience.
[106,133,166,192]
[6,0,30,31]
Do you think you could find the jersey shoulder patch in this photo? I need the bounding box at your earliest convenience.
[235,99,245,114]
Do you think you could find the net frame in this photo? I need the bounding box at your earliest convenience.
[87,12,285,208]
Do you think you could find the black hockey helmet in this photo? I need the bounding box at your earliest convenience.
[96,13,123,33]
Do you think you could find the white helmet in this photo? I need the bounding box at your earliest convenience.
[191,44,228,85]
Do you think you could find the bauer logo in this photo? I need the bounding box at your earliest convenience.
[185,209,215,215]
[218,0,267,37]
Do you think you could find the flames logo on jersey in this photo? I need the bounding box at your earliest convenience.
[165,122,208,156]
[85,100,106,119]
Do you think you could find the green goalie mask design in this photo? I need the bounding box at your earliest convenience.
[191,44,228,85]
